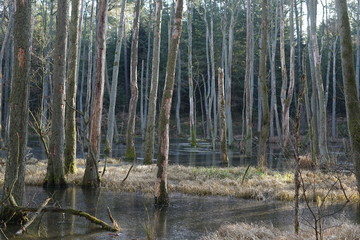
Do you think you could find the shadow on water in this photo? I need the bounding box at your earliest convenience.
[1,186,358,240]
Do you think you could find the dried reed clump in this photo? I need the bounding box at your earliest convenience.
[0,161,356,203]
[200,222,301,240]
[201,221,360,240]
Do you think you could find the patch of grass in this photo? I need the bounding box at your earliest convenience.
[201,220,360,240]
[2,161,357,203]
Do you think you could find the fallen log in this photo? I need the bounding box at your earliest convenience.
[7,205,121,232]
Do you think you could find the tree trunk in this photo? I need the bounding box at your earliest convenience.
[307,0,329,163]
[125,0,141,162]
[218,68,228,163]
[258,0,269,169]
[105,0,126,156]
[176,48,182,135]
[332,37,338,139]
[1,0,31,215]
[356,0,360,98]
[65,0,81,174]
[82,0,108,188]
[144,0,163,165]
[245,0,253,157]
[187,0,196,147]
[226,0,238,148]
[336,0,360,193]
[45,0,68,188]
[209,0,217,149]
[84,0,95,143]
[155,0,183,207]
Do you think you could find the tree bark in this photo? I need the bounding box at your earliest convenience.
[218,68,228,163]
[336,0,360,193]
[187,0,196,147]
[65,0,81,174]
[176,48,182,135]
[307,0,329,163]
[125,0,141,162]
[105,0,126,157]
[155,0,183,207]
[245,0,253,157]
[144,0,163,165]
[82,0,108,188]
[332,37,338,139]
[1,0,31,213]
[257,0,269,169]
[45,0,68,188]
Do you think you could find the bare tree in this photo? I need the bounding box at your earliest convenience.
[106,0,126,156]
[44,0,68,188]
[82,0,108,188]
[218,68,228,163]
[155,0,183,207]
[336,0,360,193]
[125,0,141,161]
[144,0,163,165]
[1,0,31,216]
[257,0,269,169]
[65,0,81,174]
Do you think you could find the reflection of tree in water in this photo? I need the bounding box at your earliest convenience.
[153,207,168,239]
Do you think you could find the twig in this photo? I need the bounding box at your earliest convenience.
[15,198,51,235]
[107,207,120,231]
[122,164,134,183]
[0,228,9,240]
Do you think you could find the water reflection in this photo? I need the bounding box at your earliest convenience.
[25,137,349,170]
[2,186,356,240]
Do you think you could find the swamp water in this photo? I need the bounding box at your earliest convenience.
[4,138,354,239]
[1,186,359,240]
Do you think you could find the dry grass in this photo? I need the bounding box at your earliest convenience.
[201,221,360,240]
[0,160,358,203]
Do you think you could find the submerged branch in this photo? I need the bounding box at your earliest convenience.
[8,206,121,232]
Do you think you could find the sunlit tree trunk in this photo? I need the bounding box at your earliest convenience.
[218,68,228,163]
[1,0,31,214]
[356,0,360,98]
[155,0,183,207]
[65,0,81,174]
[105,0,126,156]
[125,0,141,162]
[82,0,108,188]
[187,0,196,147]
[258,0,269,169]
[144,0,162,165]
[45,0,68,188]
[336,0,360,193]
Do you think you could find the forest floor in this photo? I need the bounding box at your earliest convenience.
[4,159,357,203]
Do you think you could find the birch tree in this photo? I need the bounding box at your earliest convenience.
[155,0,183,207]
[218,68,228,163]
[82,0,108,188]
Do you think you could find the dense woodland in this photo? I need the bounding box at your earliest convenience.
[1,0,360,236]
